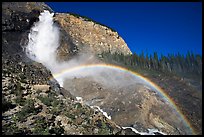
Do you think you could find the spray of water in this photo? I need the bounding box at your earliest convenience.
[26,10,59,69]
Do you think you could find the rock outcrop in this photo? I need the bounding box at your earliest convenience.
[54,13,132,61]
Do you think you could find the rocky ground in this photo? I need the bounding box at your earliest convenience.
[2,52,141,135]
[63,76,193,135]
[145,72,202,135]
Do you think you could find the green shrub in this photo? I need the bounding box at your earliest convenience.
[13,82,26,106]
[37,96,52,106]
[15,96,26,106]
[37,92,61,107]
[19,74,27,83]
[32,117,50,135]
[50,107,61,115]
[98,122,110,135]
[2,96,16,112]
[64,112,75,120]
[16,99,37,122]
[74,102,82,109]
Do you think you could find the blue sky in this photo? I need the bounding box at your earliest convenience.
[46,2,202,57]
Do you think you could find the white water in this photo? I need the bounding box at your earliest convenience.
[122,127,166,135]
[90,105,112,120]
[26,10,60,70]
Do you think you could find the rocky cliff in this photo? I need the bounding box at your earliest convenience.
[2,2,136,135]
[54,13,132,60]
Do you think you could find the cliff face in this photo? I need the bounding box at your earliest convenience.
[54,13,132,60]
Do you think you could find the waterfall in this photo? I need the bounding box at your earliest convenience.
[26,10,59,69]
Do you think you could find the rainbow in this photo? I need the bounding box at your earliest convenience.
[50,63,196,134]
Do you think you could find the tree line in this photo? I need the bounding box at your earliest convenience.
[100,50,202,76]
